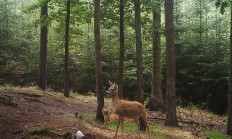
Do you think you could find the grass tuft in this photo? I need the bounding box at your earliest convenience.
[204,131,230,139]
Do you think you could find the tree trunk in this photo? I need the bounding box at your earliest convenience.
[199,0,202,42]
[134,0,144,105]
[205,6,208,42]
[164,0,177,126]
[150,0,164,111]
[38,4,48,90]
[64,0,70,97]
[5,0,9,41]
[94,0,104,122]
[227,3,232,135]
[134,0,145,131]
[118,0,124,99]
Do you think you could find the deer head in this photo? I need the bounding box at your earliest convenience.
[107,81,118,96]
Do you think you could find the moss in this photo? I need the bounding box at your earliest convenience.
[0,94,6,100]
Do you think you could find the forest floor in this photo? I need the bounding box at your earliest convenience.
[0,86,230,139]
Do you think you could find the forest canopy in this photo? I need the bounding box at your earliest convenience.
[0,0,230,114]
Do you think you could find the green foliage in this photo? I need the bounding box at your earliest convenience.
[79,112,96,121]
[0,0,39,85]
[0,0,231,114]
[215,0,231,14]
[204,131,230,139]
[23,0,49,13]
[105,121,173,138]
[105,120,143,132]
[175,0,229,114]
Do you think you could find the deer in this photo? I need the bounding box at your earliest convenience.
[106,81,150,138]
[102,105,110,125]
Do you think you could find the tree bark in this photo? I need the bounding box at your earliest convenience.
[94,0,104,122]
[227,3,232,135]
[38,4,48,90]
[150,0,164,111]
[118,0,124,99]
[64,0,70,97]
[134,0,146,131]
[164,0,177,126]
[199,0,202,42]
[134,0,144,105]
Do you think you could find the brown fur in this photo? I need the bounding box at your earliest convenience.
[110,114,135,123]
[102,105,110,124]
[107,81,150,138]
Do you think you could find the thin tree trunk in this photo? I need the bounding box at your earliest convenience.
[64,0,70,97]
[215,10,219,60]
[38,4,48,90]
[199,0,202,42]
[205,6,208,42]
[87,0,91,85]
[118,0,124,99]
[134,0,144,105]
[134,0,146,131]
[164,0,177,126]
[227,3,232,135]
[109,28,113,79]
[94,0,104,122]
[88,24,91,85]
[6,0,9,41]
[151,0,164,111]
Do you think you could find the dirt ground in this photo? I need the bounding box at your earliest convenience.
[0,88,150,139]
[0,87,228,139]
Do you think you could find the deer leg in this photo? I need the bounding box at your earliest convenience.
[135,118,140,138]
[114,116,121,137]
[104,116,106,125]
[120,116,124,135]
[141,113,150,139]
[145,121,150,139]
[107,113,110,124]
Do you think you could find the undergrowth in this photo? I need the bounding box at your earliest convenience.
[204,131,230,139]
[104,120,172,138]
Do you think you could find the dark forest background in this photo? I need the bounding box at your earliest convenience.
[0,0,230,114]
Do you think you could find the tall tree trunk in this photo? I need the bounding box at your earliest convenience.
[5,0,9,41]
[118,0,124,99]
[150,0,164,111]
[215,10,219,60]
[109,28,113,79]
[227,3,232,135]
[38,3,48,90]
[94,0,104,122]
[134,0,146,131]
[164,0,177,126]
[205,5,208,42]
[199,0,202,42]
[134,0,144,105]
[64,0,70,97]
[88,23,91,86]
[87,0,91,87]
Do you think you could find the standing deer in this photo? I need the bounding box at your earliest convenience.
[102,105,110,124]
[106,81,150,138]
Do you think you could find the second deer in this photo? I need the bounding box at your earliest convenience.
[106,81,150,138]
[102,105,110,125]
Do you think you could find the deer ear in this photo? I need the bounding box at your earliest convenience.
[114,82,118,87]
[108,80,113,86]
[115,83,118,89]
